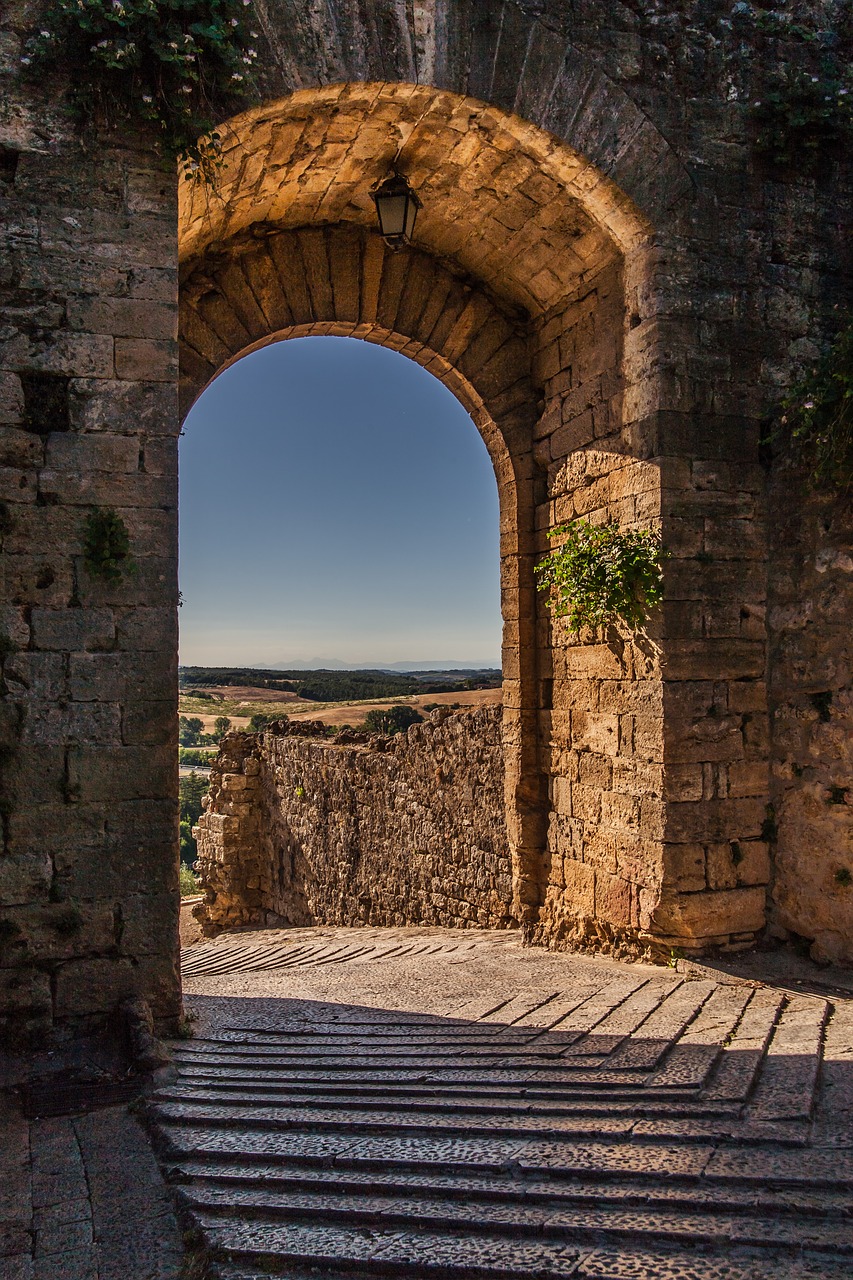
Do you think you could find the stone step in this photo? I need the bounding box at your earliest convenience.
[560,982,682,1058]
[191,1215,853,1279]
[181,941,378,977]
[151,1097,638,1141]
[170,1055,670,1088]
[211,1260,849,1280]
[602,982,717,1071]
[645,987,754,1089]
[510,986,604,1028]
[156,1124,853,1186]
[170,1064,704,1098]
[475,991,568,1024]
[175,1180,853,1251]
[172,1042,609,1061]
[703,988,785,1100]
[154,1097,805,1147]
[169,1044,601,1064]
[185,1029,561,1048]
[170,1157,853,1218]
[746,996,830,1122]
[162,1080,742,1118]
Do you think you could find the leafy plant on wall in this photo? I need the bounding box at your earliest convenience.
[535,520,665,634]
[82,507,136,584]
[779,312,853,491]
[22,0,258,171]
[740,4,853,167]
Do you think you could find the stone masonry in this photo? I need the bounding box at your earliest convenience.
[0,1,851,1039]
[194,708,514,934]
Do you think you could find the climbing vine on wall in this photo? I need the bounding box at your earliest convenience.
[83,508,136,584]
[23,0,258,167]
[779,313,853,489]
[631,2,852,170]
[732,2,853,166]
[535,521,665,634]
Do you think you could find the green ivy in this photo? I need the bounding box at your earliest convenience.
[780,314,853,490]
[727,4,853,169]
[83,507,136,584]
[23,0,258,167]
[750,63,853,166]
[535,520,665,634]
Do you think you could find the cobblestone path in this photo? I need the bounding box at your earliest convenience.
[152,927,853,1279]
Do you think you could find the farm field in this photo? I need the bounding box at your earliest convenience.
[178,683,502,735]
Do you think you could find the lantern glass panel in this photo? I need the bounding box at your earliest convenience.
[377,193,408,239]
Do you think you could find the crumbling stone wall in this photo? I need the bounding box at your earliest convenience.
[194,708,514,933]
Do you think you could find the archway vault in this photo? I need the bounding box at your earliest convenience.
[181,219,546,915]
[176,81,770,959]
[178,82,647,293]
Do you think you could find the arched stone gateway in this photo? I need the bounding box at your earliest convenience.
[1,6,850,1040]
[180,81,770,958]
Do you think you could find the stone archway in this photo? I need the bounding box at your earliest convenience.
[181,225,543,921]
[3,5,804,1039]
[176,82,708,955]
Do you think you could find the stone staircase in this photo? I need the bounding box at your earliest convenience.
[146,966,852,1279]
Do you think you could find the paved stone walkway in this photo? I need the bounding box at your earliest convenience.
[149,925,853,1279]
[0,1097,183,1280]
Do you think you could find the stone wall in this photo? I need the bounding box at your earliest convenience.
[0,5,181,1043]
[194,708,514,934]
[766,469,853,964]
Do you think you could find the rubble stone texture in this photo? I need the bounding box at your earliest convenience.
[194,710,514,934]
[0,1,851,1040]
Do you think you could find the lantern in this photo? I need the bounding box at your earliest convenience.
[369,171,421,249]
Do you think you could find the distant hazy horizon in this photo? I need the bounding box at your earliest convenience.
[179,337,503,668]
[180,658,503,672]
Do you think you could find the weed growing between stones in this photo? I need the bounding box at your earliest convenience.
[22,0,258,169]
[82,507,136,585]
[535,520,665,633]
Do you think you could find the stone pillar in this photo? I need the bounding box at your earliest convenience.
[0,57,182,1039]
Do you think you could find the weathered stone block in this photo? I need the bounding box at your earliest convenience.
[30,607,115,652]
[0,851,52,907]
[67,297,176,340]
[114,338,178,381]
[2,904,117,964]
[595,873,632,927]
[67,745,174,803]
[662,843,706,893]
[54,958,136,1017]
[45,432,140,474]
[0,373,25,425]
[648,886,766,940]
[69,379,177,435]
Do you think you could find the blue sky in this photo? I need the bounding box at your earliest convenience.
[179,336,502,668]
